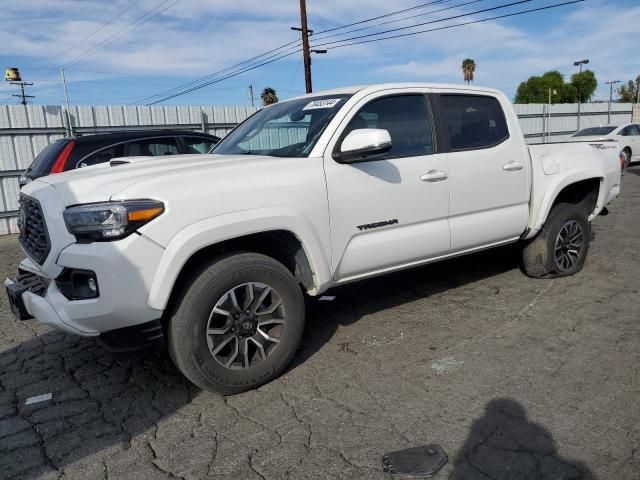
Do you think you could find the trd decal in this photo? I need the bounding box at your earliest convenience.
[357,219,399,231]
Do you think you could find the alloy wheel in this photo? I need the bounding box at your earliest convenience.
[553,220,584,272]
[205,282,286,370]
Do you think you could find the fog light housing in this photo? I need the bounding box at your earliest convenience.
[56,269,99,300]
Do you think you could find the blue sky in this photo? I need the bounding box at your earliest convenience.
[1,0,638,106]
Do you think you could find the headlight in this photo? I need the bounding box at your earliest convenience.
[63,199,164,241]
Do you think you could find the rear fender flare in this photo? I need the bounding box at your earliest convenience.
[527,171,603,238]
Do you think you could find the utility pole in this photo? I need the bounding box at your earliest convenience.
[292,0,313,94]
[11,81,34,105]
[573,59,589,130]
[60,66,74,137]
[248,83,255,107]
[605,80,620,124]
[291,1,327,94]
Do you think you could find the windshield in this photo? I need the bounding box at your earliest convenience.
[573,126,617,137]
[213,94,351,157]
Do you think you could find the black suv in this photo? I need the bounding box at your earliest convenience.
[20,130,220,187]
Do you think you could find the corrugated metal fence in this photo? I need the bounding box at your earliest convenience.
[0,101,634,235]
[0,104,259,234]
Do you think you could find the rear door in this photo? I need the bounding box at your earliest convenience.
[434,92,530,251]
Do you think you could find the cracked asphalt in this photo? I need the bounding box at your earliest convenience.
[2,168,640,480]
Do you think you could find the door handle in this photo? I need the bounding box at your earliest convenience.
[503,161,523,172]
[420,170,448,182]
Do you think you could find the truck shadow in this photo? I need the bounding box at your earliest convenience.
[449,398,595,479]
[291,243,523,370]
[0,244,522,477]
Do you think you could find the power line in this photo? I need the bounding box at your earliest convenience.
[314,0,585,50]
[131,0,465,104]
[130,38,302,104]
[310,0,454,36]
[147,49,302,105]
[53,0,144,64]
[310,0,484,42]
[63,0,179,69]
[27,0,144,81]
[142,0,583,105]
[311,0,537,48]
[30,0,177,83]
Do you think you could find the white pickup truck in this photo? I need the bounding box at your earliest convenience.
[6,83,621,394]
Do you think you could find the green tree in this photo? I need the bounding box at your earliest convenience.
[514,71,565,103]
[569,70,597,102]
[260,87,278,106]
[462,59,476,84]
[514,69,597,104]
[618,76,640,103]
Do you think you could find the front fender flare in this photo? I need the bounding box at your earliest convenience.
[146,208,332,310]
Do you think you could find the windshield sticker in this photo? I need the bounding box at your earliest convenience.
[303,98,343,110]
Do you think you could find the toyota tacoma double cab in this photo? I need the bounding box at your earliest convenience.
[6,83,621,394]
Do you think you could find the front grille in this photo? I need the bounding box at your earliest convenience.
[18,194,51,265]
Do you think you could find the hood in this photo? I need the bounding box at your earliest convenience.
[31,153,290,206]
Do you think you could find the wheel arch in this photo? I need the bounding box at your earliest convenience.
[528,175,603,238]
[146,210,332,311]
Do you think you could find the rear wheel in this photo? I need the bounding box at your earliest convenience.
[621,148,631,170]
[521,203,590,278]
[168,253,305,395]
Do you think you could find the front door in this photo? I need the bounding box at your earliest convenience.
[323,91,451,282]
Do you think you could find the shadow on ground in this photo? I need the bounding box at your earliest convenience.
[0,244,522,478]
[292,244,522,369]
[450,398,595,480]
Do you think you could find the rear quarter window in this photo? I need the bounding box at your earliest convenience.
[439,94,509,151]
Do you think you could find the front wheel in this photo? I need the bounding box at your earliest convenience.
[521,203,591,278]
[168,253,305,395]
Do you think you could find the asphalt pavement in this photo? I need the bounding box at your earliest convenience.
[1,168,639,479]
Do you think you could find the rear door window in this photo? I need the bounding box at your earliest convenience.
[182,136,218,154]
[125,138,180,156]
[439,94,509,150]
[76,144,125,168]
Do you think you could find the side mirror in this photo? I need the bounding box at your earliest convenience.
[333,128,392,163]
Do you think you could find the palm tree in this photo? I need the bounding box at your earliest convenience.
[261,87,279,106]
[462,59,476,84]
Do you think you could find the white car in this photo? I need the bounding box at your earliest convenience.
[6,83,621,394]
[572,123,640,169]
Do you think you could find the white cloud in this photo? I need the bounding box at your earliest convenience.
[0,0,637,103]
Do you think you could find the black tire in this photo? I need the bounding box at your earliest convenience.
[622,147,631,170]
[168,252,305,395]
[521,203,591,278]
